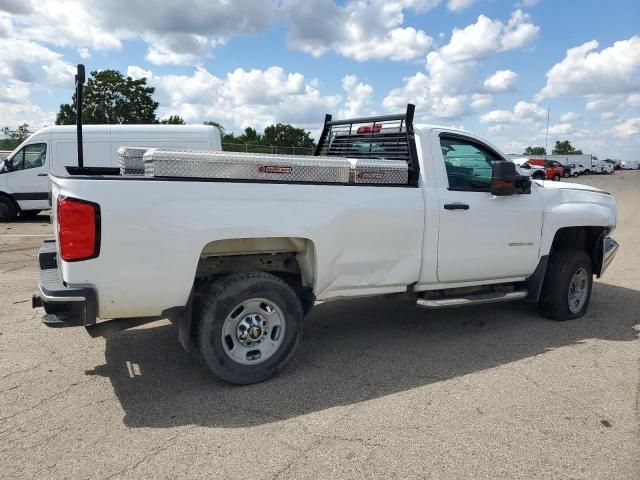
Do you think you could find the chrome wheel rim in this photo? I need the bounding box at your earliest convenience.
[568,267,589,314]
[221,298,286,365]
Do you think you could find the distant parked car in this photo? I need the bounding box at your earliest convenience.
[529,158,563,181]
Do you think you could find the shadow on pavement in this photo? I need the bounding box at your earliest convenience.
[91,282,639,428]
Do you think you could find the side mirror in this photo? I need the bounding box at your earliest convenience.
[3,159,12,172]
[491,161,517,196]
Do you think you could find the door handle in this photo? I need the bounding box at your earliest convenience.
[37,173,48,177]
[444,203,470,211]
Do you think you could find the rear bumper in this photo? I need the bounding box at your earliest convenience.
[32,240,97,326]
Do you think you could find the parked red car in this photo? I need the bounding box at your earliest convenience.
[528,158,564,181]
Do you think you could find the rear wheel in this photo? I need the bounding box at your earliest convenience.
[195,272,303,385]
[532,172,545,180]
[553,174,561,181]
[0,196,17,222]
[539,249,593,321]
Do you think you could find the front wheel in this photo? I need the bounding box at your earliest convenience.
[539,249,593,321]
[553,174,561,181]
[532,172,545,180]
[563,171,569,178]
[195,272,303,385]
[573,172,579,177]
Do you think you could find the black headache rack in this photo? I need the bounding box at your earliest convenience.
[314,104,420,186]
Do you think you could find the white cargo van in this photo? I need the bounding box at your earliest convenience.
[0,125,221,221]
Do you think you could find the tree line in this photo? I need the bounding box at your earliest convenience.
[523,140,584,156]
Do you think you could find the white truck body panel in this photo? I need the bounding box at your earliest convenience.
[0,125,221,211]
[48,125,617,320]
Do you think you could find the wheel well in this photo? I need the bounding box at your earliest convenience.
[195,237,316,309]
[550,226,606,269]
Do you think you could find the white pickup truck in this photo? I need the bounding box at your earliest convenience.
[33,105,619,385]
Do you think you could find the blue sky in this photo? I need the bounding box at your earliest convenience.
[1,0,639,158]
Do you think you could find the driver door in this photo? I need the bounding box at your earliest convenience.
[434,132,543,284]
[6,143,50,211]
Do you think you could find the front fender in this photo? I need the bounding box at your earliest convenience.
[539,190,616,256]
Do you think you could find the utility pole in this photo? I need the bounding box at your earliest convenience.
[545,107,550,156]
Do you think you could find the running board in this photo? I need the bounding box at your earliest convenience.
[416,290,528,309]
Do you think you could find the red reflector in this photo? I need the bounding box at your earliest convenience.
[357,124,382,134]
[57,197,99,261]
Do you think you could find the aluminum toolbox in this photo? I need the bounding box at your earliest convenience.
[352,158,408,185]
[118,146,149,175]
[143,149,352,183]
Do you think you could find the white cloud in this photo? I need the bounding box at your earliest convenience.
[470,93,492,109]
[77,48,91,59]
[480,100,546,123]
[382,10,538,120]
[601,112,616,120]
[627,94,640,107]
[440,10,538,62]
[127,66,153,81]
[516,0,541,6]
[0,80,54,127]
[547,123,573,135]
[139,65,341,133]
[614,118,640,138]
[6,0,277,66]
[482,69,518,92]
[282,0,435,62]
[340,75,375,118]
[560,112,579,122]
[41,58,75,87]
[535,36,640,100]
[447,0,476,11]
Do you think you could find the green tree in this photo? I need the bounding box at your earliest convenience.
[262,123,316,151]
[239,127,262,144]
[0,124,31,150]
[160,115,185,125]
[552,140,583,155]
[523,146,546,155]
[56,70,159,125]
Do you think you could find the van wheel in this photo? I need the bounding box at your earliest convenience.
[195,272,303,385]
[572,172,579,177]
[563,171,569,178]
[532,172,545,180]
[0,196,17,222]
[539,249,593,321]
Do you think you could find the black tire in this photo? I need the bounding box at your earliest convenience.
[572,173,579,177]
[539,249,593,321]
[532,172,545,180]
[0,195,17,222]
[563,171,569,178]
[553,174,561,181]
[195,272,303,385]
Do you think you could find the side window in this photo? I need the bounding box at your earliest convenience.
[10,143,47,171]
[440,136,501,191]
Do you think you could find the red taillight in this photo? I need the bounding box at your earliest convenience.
[57,197,100,262]
[357,124,382,134]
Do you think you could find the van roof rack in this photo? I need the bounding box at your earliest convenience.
[314,104,420,186]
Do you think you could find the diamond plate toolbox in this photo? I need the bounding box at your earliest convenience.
[118,146,148,175]
[143,149,352,183]
[352,158,408,185]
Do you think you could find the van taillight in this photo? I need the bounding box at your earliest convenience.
[57,197,100,261]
